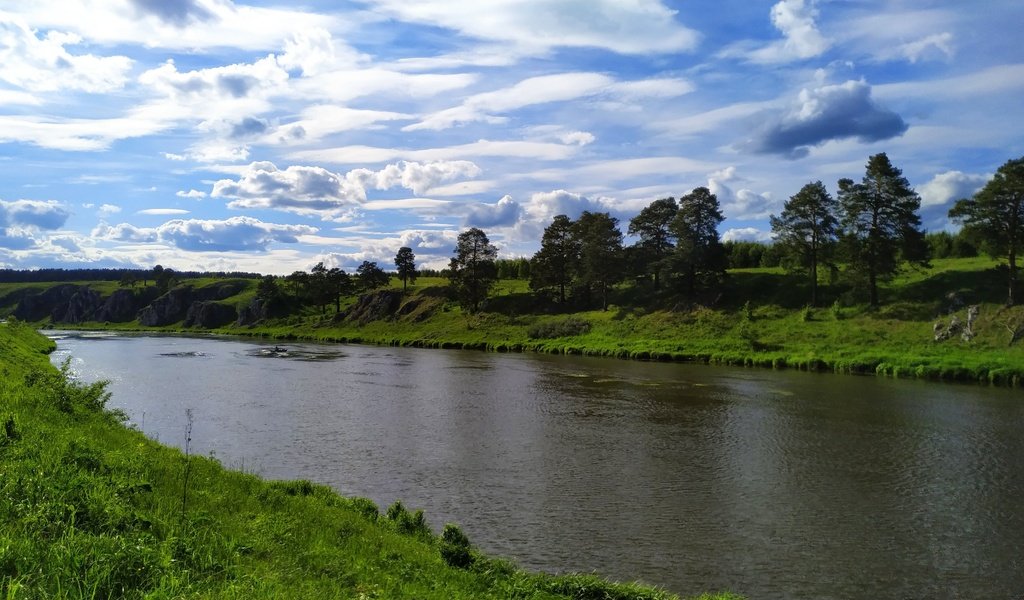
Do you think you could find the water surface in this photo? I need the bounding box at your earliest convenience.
[50,332,1024,599]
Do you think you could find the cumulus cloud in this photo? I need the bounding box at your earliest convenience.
[99,204,121,214]
[748,0,829,64]
[129,0,213,26]
[707,169,776,220]
[353,160,482,195]
[0,16,133,93]
[212,160,481,220]
[93,216,316,252]
[465,195,522,228]
[0,199,70,250]
[745,79,908,159]
[723,227,774,243]
[918,171,989,208]
[365,0,699,55]
[0,199,71,230]
[176,189,207,199]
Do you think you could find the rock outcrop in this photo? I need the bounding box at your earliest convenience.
[184,301,237,328]
[137,286,194,326]
[51,287,102,323]
[94,289,139,322]
[13,284,79,321]
[342,290,403,325]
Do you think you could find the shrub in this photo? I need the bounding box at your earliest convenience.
[440,523,474,568]
[527,316,592,339]
[385,501,431,537]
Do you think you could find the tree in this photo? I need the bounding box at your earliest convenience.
[950,157,1024,305]
[155,266,176,294]
[573,211,623,310]
[256,275,280,300]
[309,262,333,314]
[327,268,353,312]
[394,247,417,293]
[669,187,726,298]
[529,214,579,304]
[628,197,678,289]
[356,261,390,292]
[448,227,498,312]
[119,272,138,289]
[838,153,929,306]
[770,181,839,306]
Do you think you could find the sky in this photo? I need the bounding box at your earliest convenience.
[0,0,1022,274]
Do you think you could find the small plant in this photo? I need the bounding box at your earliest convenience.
[181,408,194,521]
[440,523,474,568]
[742,300,754,321]
[801,305,813,322]
[1,414,19,444]
[385,500,431,537]
[831,299,843,321]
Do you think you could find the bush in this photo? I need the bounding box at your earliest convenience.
[385,501,431,537]
[24,359,111,415]
[440,523,474,568]
[527,316,592,339]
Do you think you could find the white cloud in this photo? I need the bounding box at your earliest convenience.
[10,0,343,52]
[918,171,990,208]
[0,109,171,151]
[137,208,191,215]
[291,139,582,164]
[725,0,829,64]
[893,32,954,63]
[364,0,700,55]
[176,189,207,199]
[211,160,482,220]
[465,195,522,228]
[266,105,412,145]
[0,199,71,229]
[405,72,614,131]
[93,215,317,252]
[99,203,121,214]
[723,227,773,243]
[0,15,133,93]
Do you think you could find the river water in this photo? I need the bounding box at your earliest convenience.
[49,332,1024,599]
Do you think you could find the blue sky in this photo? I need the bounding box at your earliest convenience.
[0,0,1021,274]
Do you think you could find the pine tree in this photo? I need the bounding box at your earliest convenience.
[770,181,838,306]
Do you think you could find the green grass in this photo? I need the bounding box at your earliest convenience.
[7,257,1024,386]
[0,320,735,599]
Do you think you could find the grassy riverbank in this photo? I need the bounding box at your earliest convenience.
[5,257,1024,386]
[201,258,1024,386]
[0,321,736,599]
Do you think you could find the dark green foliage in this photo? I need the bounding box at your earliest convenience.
[385,501,431,538]
[573,211,624,311]
[531,215,581,304]
[527,316,592,339]
[926,232,977,259]
[838,153,929,306]
[628,197,678,289]
[950,156,1024,305]
[24,359,111,415]
[440,524,474,568]
[449,228,498,312]
[395,247,418,292]
[770,181,838,306]
[496,258,530,280]
[357,261,390,293]
[669,187,726,299]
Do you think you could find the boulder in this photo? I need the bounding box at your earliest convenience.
[184,301,237,328]
[138,286,194,326]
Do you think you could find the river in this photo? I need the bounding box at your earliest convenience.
[49,331,1024,599]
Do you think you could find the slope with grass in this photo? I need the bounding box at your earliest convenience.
[0,320,736,599]
[4,257,1023,386]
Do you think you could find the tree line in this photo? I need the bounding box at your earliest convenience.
[447,153,1024,311]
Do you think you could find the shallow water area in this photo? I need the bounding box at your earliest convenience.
[49,331,1024,599]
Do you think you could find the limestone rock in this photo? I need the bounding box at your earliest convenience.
[13,284,78,321]
[51,287,102,323]
[138,286,194,326]
[184,301,237,328]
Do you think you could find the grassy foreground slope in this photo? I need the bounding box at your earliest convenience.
[0,322,735,599]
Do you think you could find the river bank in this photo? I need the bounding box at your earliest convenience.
[1,321,739,599]
[5,258,1024,387]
